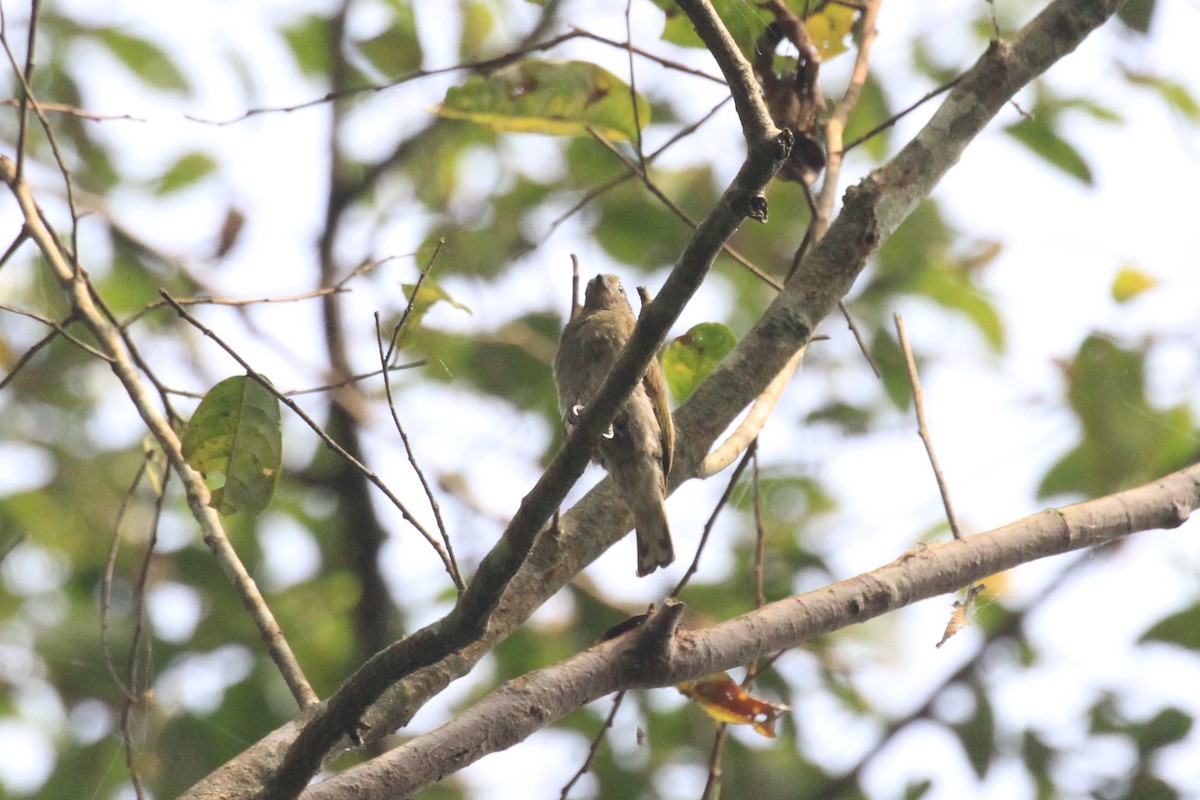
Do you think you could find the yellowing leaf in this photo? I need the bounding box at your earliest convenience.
[662,322,737,404]
[807,5,858,60]
[678,672,790,737]
[436,60,650,141]
[402,279,472,324]
[1111,267,1156,302]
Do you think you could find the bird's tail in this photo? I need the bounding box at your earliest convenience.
[635,506,674,577]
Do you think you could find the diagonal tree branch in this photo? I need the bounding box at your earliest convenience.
[301,462,1200,799]
[183,0,1128,796]
[253,2,791,796]
[0,156,318,710]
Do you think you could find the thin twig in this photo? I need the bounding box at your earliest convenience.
[101,451,154,695]
[186,32,585,125]
[893,313,964,540]
[284,362,426,397]
[560,690,626,799]
[699,724,729,800]
[588,128,783,291]
[120,458,168,800]
[122,286,349,328]
[837,301,882,377]
[671,444,757,597]
[842,74,964,154]
[623,0,647,174]
[750,440,766,611]
[159,290,462,583]
[0,5,82,252]
[384,239,445,365]
[543,96,732,242]
[572,27,727,85]
[374,312,464,591]
[0,98,144,121]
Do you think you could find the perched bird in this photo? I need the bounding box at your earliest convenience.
[553,273,675,576]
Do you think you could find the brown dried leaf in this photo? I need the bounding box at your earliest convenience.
[677,672,790,737]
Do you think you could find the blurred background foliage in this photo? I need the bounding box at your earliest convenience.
[0,0,1198,798]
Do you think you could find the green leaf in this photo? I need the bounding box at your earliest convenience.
[153,152,218,195]
[662,322,737,403]
[916,266,1005,351]
[654,0,765,50]
[904,780,934,800]
[402,279,472,319]
[1038,336,1197,498]
[1123,69,1200,122]
[1004,116,1093,184]
[182,375,282,517]
[437,60,650,141]
[1117,0,1157,34]
[355,6,422,76]
[843,74,892,162]
[1140,604,1200,650]
[1111,266,1157,302]
[282,14,332,78]
[1133,708,1192,754]
[93,28,190,94]
[950,684,997,777]
[805,401,872,436]
[460,0,496,58]
[396,279,472,339]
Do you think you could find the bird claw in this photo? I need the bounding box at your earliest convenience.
[566,403,613,438]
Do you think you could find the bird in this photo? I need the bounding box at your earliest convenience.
[553,273,675,576]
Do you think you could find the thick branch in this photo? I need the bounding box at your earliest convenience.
[303,462,1200,799]
[253,10,790,797]
[185,0,1126,796]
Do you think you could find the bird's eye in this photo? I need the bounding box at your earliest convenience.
[617,284,626,294]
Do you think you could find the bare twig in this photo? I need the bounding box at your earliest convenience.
[543,96,731,242]
[159,291,462,585]
[843,74,964,154]
[893,314,964,540]
[750,441,767,610]
[624,0,647,173]
[0,155,318,710]
[838,301,882,377]
[588,128,784,291]
[123,286,349,329]
[101,450,154,695]
[384,239,445,364]
[374,312,464,591]
[187,31,585,125]
[560,690,626,799]
[121,458,168,800]
[700,724,729,800]
[571,27,727,85]
[284,362,426,397]
[0,98,144,121]
[0,302,111,360]
[672,444,758,597]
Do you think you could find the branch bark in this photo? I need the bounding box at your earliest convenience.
[302,462,1200,799]
[184,0,1129,796]
[0,157,317,709]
